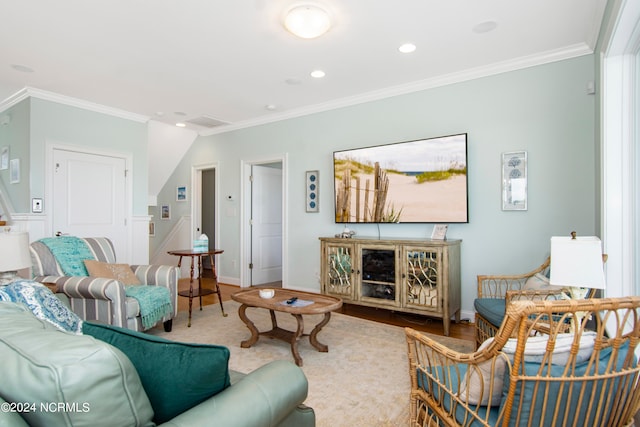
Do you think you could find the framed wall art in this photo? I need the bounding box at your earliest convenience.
[306,170,319,212]
[502,151,527,211]
[160,204,171,220]
[9,158,20,184]
[0,147,8,170]
[176,185,187,201]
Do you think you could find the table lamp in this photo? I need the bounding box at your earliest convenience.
[0,231,32,285]
[549,232,606,299]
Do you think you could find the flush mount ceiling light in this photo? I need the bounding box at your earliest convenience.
[284,4,331,39]
[398,43,416,54]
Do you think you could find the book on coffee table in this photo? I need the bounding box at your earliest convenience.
[279,299,314,308]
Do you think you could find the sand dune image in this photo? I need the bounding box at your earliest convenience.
[338,172,467,223]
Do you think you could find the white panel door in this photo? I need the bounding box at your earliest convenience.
[251,165,282,285]
[53,149,128,260]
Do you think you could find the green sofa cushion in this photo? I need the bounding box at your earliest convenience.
[82,321,231,424]
[0,302,154,427]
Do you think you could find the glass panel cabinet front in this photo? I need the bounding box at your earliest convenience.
[326,244,354,298]
[403,248,440,311]
[360,247,397,303]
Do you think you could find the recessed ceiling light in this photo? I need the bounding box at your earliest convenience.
[310,70,326,78]
[174,111,187,116]
[10,64,34,73]
[284,5,331,39]
[473,21,498,34]
[398,43,416,54]
[176,123,186,127]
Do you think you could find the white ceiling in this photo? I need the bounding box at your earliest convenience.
[0,0,608,134]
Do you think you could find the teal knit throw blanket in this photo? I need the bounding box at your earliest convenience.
[125,285,172,330]
[40,237,95,276]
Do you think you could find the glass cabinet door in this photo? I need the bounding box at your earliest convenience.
[403,247,441,312]
[324,243,355,298]
[359,246,399,306]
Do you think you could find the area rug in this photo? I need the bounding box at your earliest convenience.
[148,301,474,427]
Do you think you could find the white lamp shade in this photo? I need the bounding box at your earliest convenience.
[0,232,32,272]
[550,236,605,289]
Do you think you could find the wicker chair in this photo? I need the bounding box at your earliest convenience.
[406,296,640,427]
[474,257,552,347]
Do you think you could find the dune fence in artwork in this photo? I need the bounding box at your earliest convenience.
[335,162,395,223]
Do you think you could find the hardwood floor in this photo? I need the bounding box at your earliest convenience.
[178,277,475,343]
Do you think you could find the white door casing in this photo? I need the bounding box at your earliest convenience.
[50,147,130,261]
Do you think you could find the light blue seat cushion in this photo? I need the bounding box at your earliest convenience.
[501,342,634,426]
[417,365,500,426]
[0,280,83,333]
[474,298,505,328]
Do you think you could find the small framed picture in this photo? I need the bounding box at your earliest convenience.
[0,146,8,170]
[9,158,20,184]
[306,170,319,213]
[149,221,155,237]
[431,224,448,240]
[176,185,187,202]
[502,151,528,211]
[160,204,171,220]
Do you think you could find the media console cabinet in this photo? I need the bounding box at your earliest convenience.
[319,236,461,336]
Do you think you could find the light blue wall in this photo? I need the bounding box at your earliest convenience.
[29,98,148,215]
[0,99,31,212]
[159,54,598,315]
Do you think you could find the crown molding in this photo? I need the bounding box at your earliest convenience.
[1,42,594,135]
[0,87,150,123]
[200,43,594,136]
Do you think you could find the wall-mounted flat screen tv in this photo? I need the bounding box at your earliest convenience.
[333,133,468,223]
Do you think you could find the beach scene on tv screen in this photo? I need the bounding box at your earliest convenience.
[334,134,467,223]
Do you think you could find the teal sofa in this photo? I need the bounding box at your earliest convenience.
[0,302,315,427]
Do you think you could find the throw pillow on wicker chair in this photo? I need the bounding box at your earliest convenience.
[459,332,597,406]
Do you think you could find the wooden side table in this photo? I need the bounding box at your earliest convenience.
[167,248,227,327]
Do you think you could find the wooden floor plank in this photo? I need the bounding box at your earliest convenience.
[177,278,475,342]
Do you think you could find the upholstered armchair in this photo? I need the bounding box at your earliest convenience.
[406,296,640,427]
[30,237,179,332]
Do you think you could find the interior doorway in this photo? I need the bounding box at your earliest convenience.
[192,163,219,274]
[241,156,287,288]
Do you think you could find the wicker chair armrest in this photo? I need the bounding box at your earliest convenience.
[405,327,510,425]
[505,289,566,304]
[476,257,550,298]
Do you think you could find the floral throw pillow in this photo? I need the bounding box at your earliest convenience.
[0,280,83,334]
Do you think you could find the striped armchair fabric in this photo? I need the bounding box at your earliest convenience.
[30,237,179,332]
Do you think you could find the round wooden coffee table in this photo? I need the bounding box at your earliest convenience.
[231,288,342,366]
